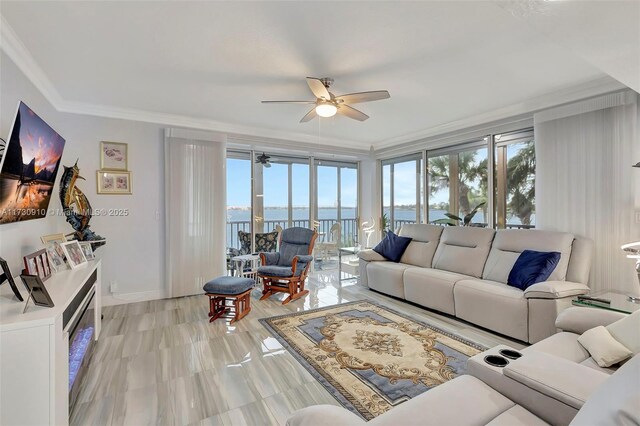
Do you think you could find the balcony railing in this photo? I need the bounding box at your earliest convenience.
[227,218,359,250]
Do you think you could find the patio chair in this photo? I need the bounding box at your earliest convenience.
[316,222,341,262]
[257,227,318,304]
[227,229,279,273]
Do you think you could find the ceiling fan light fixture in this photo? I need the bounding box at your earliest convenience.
[315,102,337,118]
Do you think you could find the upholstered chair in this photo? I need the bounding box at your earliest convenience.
[227,229,279,273]
[257,227,318,304]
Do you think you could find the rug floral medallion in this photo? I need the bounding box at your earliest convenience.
[260,301,486,420]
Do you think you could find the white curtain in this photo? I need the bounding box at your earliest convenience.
[535,91,640,296]
[165,132,227,297]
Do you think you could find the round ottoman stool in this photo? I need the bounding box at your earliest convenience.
[203,276,254,324]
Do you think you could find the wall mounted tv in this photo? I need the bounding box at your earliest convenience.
[0,102,66,224]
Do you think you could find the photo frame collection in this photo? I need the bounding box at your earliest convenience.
[98,141,132,194]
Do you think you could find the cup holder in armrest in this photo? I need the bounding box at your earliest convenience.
[499,349,522,360]
[484,355,509,367]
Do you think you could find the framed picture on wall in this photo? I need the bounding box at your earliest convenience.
[97,171,132,194]
[100,141,128,170]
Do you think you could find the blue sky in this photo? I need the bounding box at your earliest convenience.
[226,159,357,208]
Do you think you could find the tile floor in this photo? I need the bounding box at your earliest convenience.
[71,269,525,426]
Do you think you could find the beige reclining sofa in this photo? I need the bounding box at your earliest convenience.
[358,224,593,343]
[286,308,639,426]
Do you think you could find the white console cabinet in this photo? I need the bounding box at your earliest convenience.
[0,260,101,426]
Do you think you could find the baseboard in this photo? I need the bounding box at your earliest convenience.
[101,289,167,306]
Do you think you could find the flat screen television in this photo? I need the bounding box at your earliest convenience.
[0,101,66,224]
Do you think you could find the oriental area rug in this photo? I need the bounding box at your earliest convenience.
[260,301,486,420]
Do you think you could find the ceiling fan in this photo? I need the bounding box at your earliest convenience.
[262,77,390,123]
[256,152,271,168]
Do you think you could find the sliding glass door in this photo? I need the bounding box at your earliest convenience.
[315,160,359,246]
[253,154,311,233]
[226,151,252,250]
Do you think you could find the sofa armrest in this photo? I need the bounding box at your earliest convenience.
[358,249,386,262]
[524,281,589,299]
[503,350,609,410]
[555,307,627,334]
[286,405,365,426]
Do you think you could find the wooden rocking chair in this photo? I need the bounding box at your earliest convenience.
[257,227,318,305]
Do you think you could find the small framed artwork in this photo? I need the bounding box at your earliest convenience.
[46,243,67,272]
[60,241,88,269]
[20,274,55,308]
[100,141,128,171]
[0,256,24,301]
[79,242,95,261]
[24,250,47,277]
[41,233,66,245]
[97,171,132,195]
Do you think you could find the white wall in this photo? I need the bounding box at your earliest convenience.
[1,52,165,303]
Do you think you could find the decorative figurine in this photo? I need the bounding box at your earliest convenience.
[59,161,106,249]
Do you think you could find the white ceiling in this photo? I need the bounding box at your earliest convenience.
[1,1,637,149]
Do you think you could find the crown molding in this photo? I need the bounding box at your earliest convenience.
[0,14,371,153]
[1,14,628,156]
[59,100,371,151]
[0,15,64,106]
[372,75,627,150]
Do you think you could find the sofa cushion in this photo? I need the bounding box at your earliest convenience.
[432,227,495,278]
[398,224,443,268]
[578,326,633,367]
[366,262,412,299]
[579,357,618,375]
[522,331,589,363]
[606,310,640,355]
[403,268,468,315]
[507,250,561,290]
[486,406,549,426]
[569,354,640,426]
[369,375,516,426]
[454,279,528,341]
[482,229,574,283]
[373,231,413,263]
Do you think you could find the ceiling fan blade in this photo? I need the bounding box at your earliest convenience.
[306,77,331,100]
[300,107,318,123]
[338,105,369,121]
[336,90,390,105]
[261,100,316,104]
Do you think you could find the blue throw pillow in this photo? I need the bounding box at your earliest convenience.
[373,231,413,263]
[508,250,561,290]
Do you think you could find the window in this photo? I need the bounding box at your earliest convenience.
[427,140,488,226]
[381,154,422,232]
[494,129,535,229]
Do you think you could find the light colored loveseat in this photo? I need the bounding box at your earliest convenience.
[358,224,593,343]
[286,308,639,426]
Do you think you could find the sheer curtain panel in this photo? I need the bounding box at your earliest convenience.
[535,91,639,296]
[165,131,227,297]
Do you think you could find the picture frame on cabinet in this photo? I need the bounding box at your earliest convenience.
[0,256,24,301]
[20,274,55,308]
[79,242,95,261]
[23,249,51,280]
[46,243,67,272]
[41,233,66,245]
[60,241,87,269]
